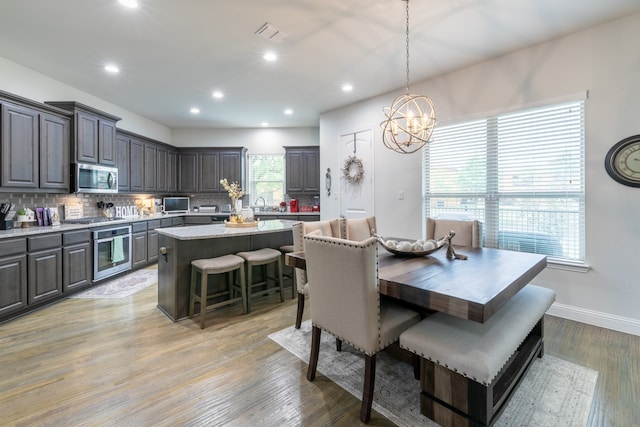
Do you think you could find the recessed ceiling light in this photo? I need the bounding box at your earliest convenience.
[261,122,269,127]
[190,107,200,114]
[263,52,277,62]
[118,0,138,8]
[104,64,120,74]
[284,108,293,115]
[342,83,353,92]
[212,91,224,99]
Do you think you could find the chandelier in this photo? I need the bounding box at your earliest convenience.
[381,0,436,154]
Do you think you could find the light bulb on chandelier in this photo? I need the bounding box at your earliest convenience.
[381,0,436,154]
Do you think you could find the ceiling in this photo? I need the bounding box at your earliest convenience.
[1,0,639,129]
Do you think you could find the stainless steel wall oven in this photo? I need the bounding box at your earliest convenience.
[93,225,132,281]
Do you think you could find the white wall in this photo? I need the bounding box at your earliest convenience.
[0,56,172,143]
[319,13,640,335]
[171,127,319,154]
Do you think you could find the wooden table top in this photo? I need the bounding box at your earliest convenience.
[285,245,547,323]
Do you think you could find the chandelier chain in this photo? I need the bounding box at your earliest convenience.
[405,0,410,93]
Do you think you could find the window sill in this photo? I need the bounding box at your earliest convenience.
[547,259,591,273]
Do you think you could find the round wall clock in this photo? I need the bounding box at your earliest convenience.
[604,134,640,187]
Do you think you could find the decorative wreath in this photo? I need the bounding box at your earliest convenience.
[343,155,365,184]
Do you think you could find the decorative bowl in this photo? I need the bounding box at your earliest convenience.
[374,235,447,257]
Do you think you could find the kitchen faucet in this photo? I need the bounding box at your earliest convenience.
[255,197,266,210]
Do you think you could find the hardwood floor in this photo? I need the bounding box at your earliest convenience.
[1,269,638,426]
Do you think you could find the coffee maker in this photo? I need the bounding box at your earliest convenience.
[312,196,320,212]
[289,199,299,213]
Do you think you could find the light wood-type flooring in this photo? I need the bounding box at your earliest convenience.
[1,268,638,426]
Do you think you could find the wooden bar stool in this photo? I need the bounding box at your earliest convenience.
[189,254,246,329]
[236,248,285,313]
[279,244,296,299]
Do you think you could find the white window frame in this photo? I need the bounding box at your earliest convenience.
[423,97,587,270]
[247,154,285,206]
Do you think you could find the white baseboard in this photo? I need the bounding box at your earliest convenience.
[548,302,640,337]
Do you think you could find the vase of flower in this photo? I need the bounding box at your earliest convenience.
[229,197,239,222]
[220,178,244,222]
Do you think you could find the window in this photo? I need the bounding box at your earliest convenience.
[248,154,285,205]
[423,99,585,263]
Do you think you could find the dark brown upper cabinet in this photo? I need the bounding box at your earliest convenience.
[116,129,178,195]
[284,146,320,194]
[178,147,245,194]
[46,101,120,167]
[1,92,70,193]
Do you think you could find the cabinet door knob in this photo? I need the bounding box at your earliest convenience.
[160,246,170,262]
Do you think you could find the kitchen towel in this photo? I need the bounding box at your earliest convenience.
[111,236,125,263]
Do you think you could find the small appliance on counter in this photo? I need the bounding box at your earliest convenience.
[151,198,163,215]
[199,205,219,213]
[0,202,16,230]
[312,196,320,212]
[163,197,190,214]
[289,199,299,213]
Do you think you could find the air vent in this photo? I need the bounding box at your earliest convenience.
[255,22,288,43]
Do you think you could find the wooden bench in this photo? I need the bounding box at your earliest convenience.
[399,284,556,427]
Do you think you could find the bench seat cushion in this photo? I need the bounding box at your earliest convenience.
[399,284,555,385]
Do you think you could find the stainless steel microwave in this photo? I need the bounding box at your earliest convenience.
[75,163,118,194]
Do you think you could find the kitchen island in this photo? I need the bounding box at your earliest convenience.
[156,219,297,321]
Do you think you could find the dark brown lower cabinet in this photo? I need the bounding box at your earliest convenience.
[146,219,162,264]
[147,229,159,263]
[62,230,92,293]
[132,232,148,269]
[27,248,62,305]
[27,234,62,306]
[0,251,28,318]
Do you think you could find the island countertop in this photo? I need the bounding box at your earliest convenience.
[157,219,298,240]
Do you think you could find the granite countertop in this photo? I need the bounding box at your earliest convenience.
[0,213,184,239]
[157,219,298,240]
[0,211,316,240]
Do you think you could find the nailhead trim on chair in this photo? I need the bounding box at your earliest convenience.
[304,235,385,355]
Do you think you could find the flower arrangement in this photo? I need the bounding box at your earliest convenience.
[220,178,244,199]
[220,178,244,218]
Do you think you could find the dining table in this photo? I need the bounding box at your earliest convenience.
[285,244,547,323]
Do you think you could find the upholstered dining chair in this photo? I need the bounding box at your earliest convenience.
[303,234,421,423]
[344,215,376,241]
[291,219,344,329]
[426,217,482,247]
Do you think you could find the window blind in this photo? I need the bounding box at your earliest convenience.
[248,154,285,205]
[423,100,585,263]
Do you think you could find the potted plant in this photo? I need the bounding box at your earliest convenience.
[16,208,35,224]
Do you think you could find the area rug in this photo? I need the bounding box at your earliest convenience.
[268,320,598,427]
[70,269,158,299]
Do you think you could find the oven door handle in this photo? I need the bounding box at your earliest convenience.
[95,237,117,244]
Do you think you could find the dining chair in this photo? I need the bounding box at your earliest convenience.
[303,234,421,423]
[344,215,377,241]
[426,217,482,247]
[291,219,344,328]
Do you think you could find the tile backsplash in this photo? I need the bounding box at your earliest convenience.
[1,192,318,219]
